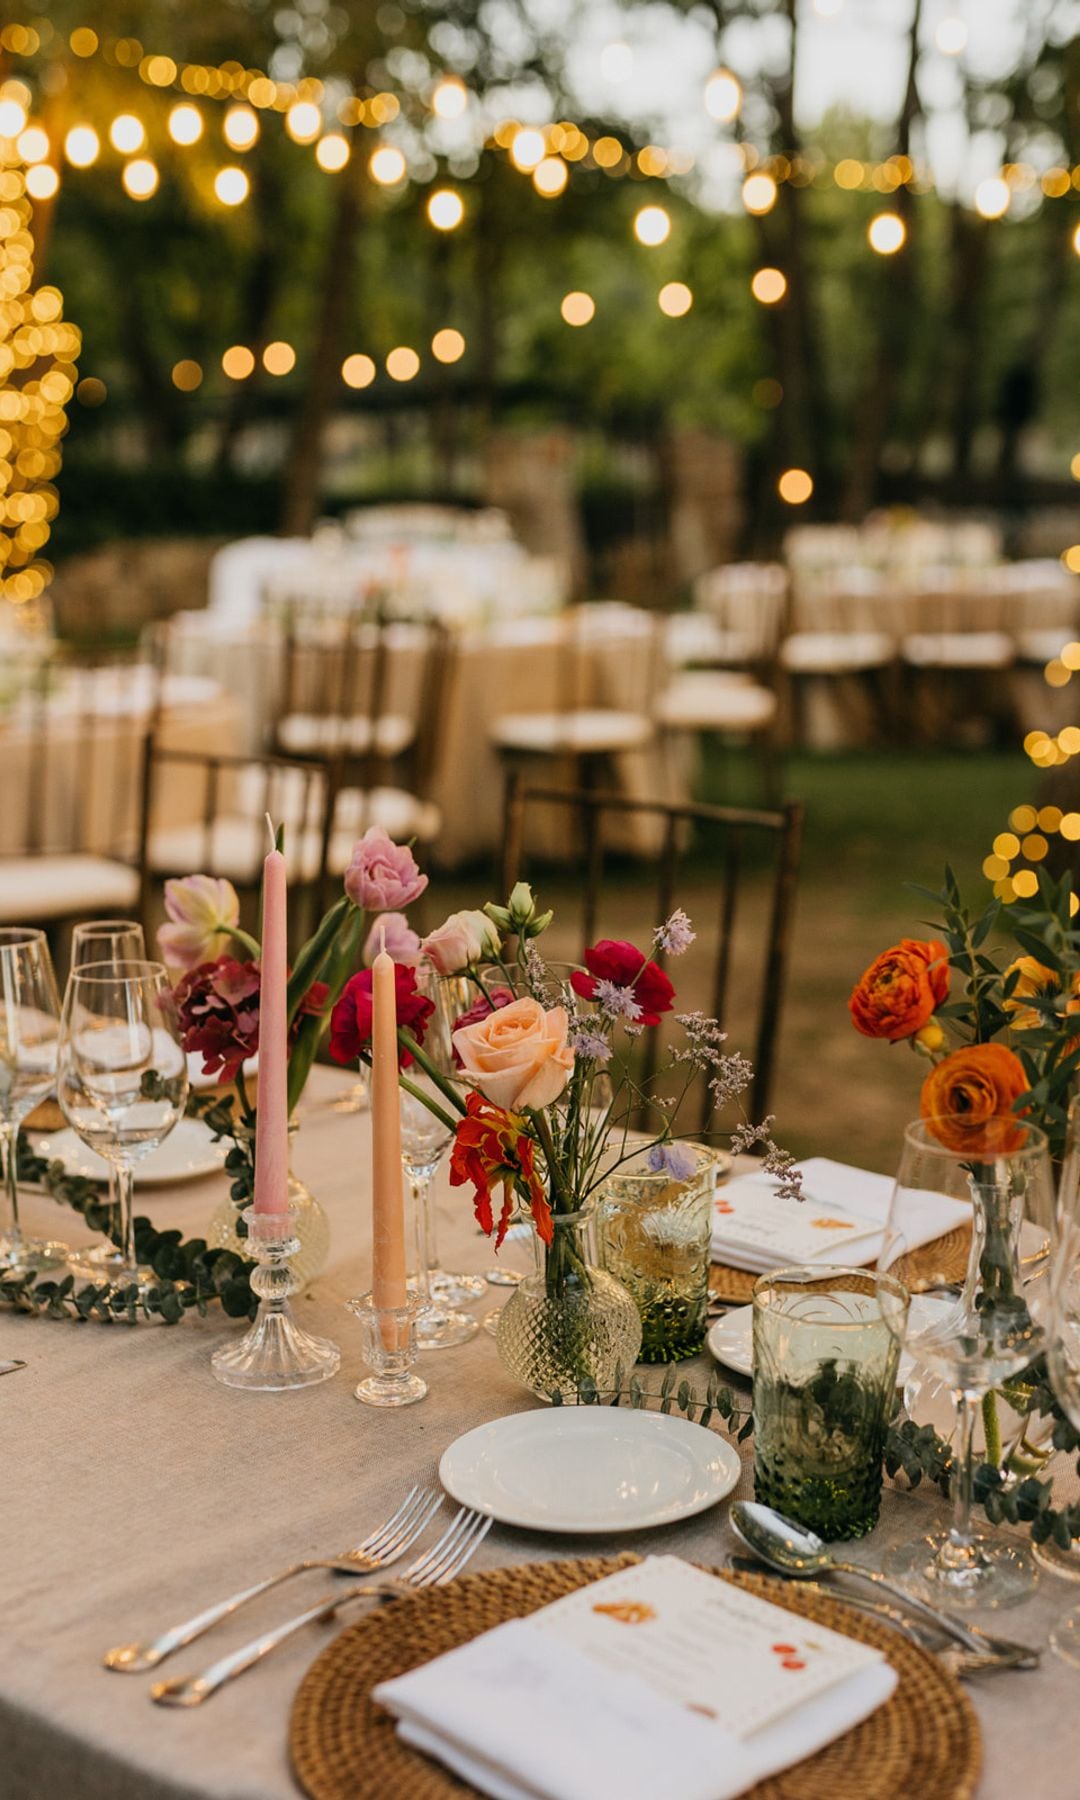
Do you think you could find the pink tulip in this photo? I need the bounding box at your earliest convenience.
[344,826,428,912]
[157,875,241,973]
[363,911,422,967]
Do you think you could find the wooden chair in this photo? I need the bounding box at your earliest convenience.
[270,606,448,851]
[136,742,339,944]
[500,775,804,1130]
[0,647,166,930]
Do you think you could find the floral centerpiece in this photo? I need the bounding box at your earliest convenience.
[157,828,429,1263]
[328,879,796,1395]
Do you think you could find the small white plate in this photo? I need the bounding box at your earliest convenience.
[439,1406,741,1534]
[706,1299,949,1383]
[31,1118,227,1187]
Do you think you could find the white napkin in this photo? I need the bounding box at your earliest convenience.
[375,1557,896,1800]
[711,1156,970,1272]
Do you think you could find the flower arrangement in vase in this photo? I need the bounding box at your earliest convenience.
[157,829,429,1274]
[328,880,797,1397]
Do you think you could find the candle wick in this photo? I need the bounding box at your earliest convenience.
[379,922,387,957]
[265,812,276,853]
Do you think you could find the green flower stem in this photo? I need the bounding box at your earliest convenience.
[285,896,353,1022]
[396,1030,468,1115]
[398,1070,459,1135]
[226,925,262,959]
[528,1107,570,1210]
[982,1391,1003,1468]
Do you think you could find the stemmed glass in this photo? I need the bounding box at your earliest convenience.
[413,967,485,1308]
[0,926,67,1273]
[402,1076,478,1348]
[57,961,188,1295]
[879,1114,1054,1608]
[1036,1092,1080,1657]
[66,920,146,1278]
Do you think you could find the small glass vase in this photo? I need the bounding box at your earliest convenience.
[207,1120,330,1287]
[495,1209,642,1400]
[594,1144,717,1362]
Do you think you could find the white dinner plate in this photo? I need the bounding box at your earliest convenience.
[187,1050,258,1091]
[439,1406,741,1534]
[706,1297,949,1384]
[30,1118,227,1187]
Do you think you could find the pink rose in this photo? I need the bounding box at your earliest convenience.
[344,826,427,912]
[363,911,422,967]
[157,875,240,973]
[452,995,574,1111]
[422,909,501,976]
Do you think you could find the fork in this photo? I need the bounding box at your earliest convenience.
[150,1506,494,1706]
[105,1486,443,1674]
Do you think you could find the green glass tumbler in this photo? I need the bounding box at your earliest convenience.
[595,1145,717,1362]
[752,1266,909,1541]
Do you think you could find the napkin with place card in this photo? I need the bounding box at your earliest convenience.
[374,1555,897,1800]
[711,1155,970,1273]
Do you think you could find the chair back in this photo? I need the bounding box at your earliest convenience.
[500,775,804,1130]
[693,563,788,664]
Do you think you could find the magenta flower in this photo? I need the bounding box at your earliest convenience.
[344,826,428,912]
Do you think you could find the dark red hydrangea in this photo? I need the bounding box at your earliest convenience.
[329,964,435,1067]
[570,938,675,1027]
[174,958,329,1083]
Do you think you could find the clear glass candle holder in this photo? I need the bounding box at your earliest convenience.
[347,1289,427,1408]
[211,1205,341,1391]
[752,1266,908,1542]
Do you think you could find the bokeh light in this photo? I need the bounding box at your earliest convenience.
[222,345,255,380]
[168,105,203,147]
[974,177,1009,219]
[751,267,787,303]
[561,290,595,326]
[122,158,159,200]
[16,127,49,165]
[25,165,59,201]
[533,157,568,197]
[634,205,671,246]
[510,128,545,172]
[601,42,634,83]
[935,17,968,54]
[316,134,350,172]
[431,77,468,120]
[432,328,466,363]
[427,187,464,229]
[658,281,693,316]
[171,359,203,391]
[64,126,100,168]
[386,346,420,381]
[224,106,259,152]
[778,467,813,504]
[704,69,742,123]
[868,211,906,253]
[370,145,406,185]
[263,341,295,376]
[742,173,778,214]
[214,167,249,206]
[0,100,28,139]
[110,115,145,155]
[342,353,376,388]
[286,103,322,145]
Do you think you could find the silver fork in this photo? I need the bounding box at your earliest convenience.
[105,1486,443,1674]
[151,1506,493,1707]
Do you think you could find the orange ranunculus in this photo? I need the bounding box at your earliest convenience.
[1002,955,1060,1031]
[849,938,950,1042]
[920,1043,1029,1153]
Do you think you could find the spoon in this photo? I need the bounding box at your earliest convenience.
[730,1502,1041,1666]
[0,1360,27,1377]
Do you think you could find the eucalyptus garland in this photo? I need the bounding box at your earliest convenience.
[3,1137,256,1325]
[553,1361,1080,1551]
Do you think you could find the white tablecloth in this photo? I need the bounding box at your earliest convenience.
[1,1064,1075,1800]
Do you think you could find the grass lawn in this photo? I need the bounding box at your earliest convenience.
[428,747,1033,1177]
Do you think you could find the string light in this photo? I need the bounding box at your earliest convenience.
[223,105,258,151]
[24,165,58,201]
[122,158,158,199]
[1072,222,1080,257]
[222,344,254,379]
[64,125,100,167]
[0,100,28,138]
[427,187,463,229]
[432,327,465,363]
[510,128,545,172]
[704,69,742,123]
[560,290,595,326]
[658,281,692,316]
[634,204,671,246]
[533,157,568,197]
[742,172,778,214]
[974,176,1009,219]
[16,126,49,165]
[751,267,787,303]
[171,358,202,390]
[315,133,350,172]
[868,211,906,253]
[167,104,203,146]
[109,114,145,154]
[778,467,813,504]
[285,101,321,144]
[214,166,249,205]
[262,340,295,375]
[342,352,376,388]
[369,145,406,185]
[431,77,467,120]
[386,346,420,381]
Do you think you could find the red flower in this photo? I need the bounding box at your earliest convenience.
[175,959,331,1083]
[570,939,675,1027]
[449,1092,552,1247]
[328,964,435,1067]
[451,985,515,1063]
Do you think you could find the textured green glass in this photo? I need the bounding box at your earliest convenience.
[752,1268,906,1541]
[595,1147,717,1362]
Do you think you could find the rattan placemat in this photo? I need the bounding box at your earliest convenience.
[289,1556,980,1800]
[709,1224,972,1304]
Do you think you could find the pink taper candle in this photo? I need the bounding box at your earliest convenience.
[253,816,289,1216]
[371,932,407,1313]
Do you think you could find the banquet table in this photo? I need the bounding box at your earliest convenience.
[3,1063,1076,1800]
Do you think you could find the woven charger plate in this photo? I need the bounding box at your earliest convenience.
[289,1556,980,1800]
[709,1224,973,1305]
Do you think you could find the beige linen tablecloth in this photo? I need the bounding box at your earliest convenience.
[2,1064,1073,1800]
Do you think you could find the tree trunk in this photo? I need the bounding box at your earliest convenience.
[280,161,365,535]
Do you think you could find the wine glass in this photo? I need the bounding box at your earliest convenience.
[401,1076,478,1349]
[413,968,485,1306]
[1036,1093,1080,1658]
[0,926,67,1273]
[57,961,188,1296]
[66,920,146,1278]
[879,1114,1054,1608]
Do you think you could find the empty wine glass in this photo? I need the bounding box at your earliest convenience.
[0,926,67,1273]
[414,968,485,1306]
[57,961,188,1295]
[67,920,146,1278]
[879,1114,1054,1608]
[401,1077,478,1349]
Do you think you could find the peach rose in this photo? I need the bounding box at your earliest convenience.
[452,995,574,1111]
[849,938,949,1042]
[1002,955,1059,1032]
[920,1043,1029,1154]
